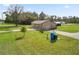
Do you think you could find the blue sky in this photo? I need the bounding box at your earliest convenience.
[0,4,79,19]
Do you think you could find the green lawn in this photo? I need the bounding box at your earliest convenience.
[57,24,79,32]
[0,23,15,26]
[0,31,79,55]
[0,26,21,31]
[0,23,19,31]
[0,23,31,31]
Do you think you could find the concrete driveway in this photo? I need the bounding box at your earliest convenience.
[49,30,79,40]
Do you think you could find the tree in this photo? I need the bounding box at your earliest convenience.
[6,5,23,26]
[49,16,54,22]
[18,12,38,25]
[32,12,38,20]
[39,12,46,20]
[22,12,37,24]
[62,16,68,23]
[5,14,13,23]
[49,15,57,22]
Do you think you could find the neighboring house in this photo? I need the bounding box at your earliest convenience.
[31,20,56,30]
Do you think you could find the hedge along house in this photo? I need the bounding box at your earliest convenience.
[31,20,56,30]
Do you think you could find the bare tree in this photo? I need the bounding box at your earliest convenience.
[7,5,23,26]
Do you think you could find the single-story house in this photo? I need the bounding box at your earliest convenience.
[31,20,56,30]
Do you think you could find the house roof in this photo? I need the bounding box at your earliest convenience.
[32,20,49,24]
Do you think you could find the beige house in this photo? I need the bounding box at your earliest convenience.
[31,20,56,30]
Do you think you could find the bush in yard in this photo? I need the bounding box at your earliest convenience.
[39,30,44,33]
[21,26,27,38]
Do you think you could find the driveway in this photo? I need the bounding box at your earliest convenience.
[49,30,79,40]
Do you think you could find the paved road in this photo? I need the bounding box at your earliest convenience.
[49,30,79,40]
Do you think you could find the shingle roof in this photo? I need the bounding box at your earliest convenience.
[32,20,48,24]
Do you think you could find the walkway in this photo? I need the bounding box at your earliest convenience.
[0,29,35,33]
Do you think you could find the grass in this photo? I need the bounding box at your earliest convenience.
[0,23,31,31]
[0,31,79,55]
[57,24,79,32]
[0,23,19,31]
[0,23,15,26]
[0,26,21,31]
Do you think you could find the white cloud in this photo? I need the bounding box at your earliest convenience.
[64,5,70,8]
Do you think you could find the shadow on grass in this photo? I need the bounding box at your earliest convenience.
[16,36,24,40]
[50,39,57,43]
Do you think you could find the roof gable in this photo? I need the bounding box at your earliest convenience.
[32,20,49,24]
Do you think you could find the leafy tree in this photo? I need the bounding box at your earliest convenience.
[49,16,54,22]
[6,5,23,26]
[49,15,57,22]
[5,14,13,23]
[18,12,38,25]
[32,12,38,20]
[62,16,79,23]
[39,12,46,20]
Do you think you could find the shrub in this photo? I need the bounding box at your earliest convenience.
[21,26,27,38]
[39,30,44,33]
[21,26,26,32]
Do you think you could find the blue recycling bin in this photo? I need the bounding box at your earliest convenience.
[50,32,57,42]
